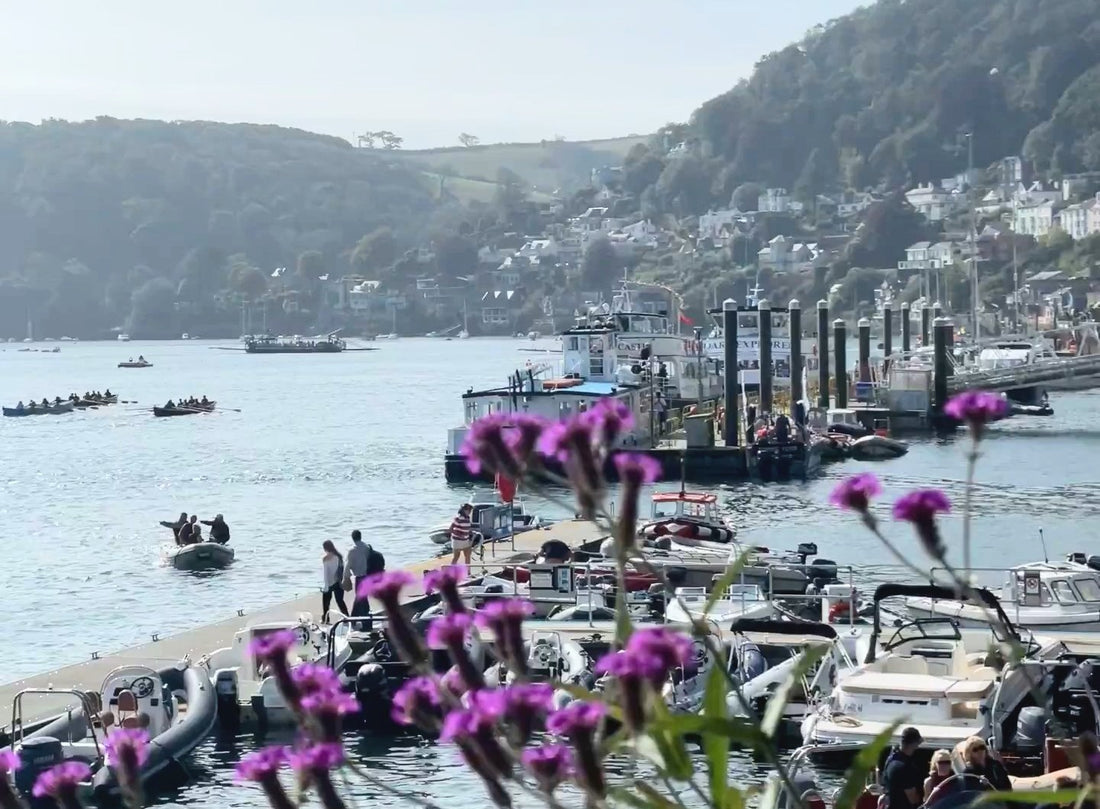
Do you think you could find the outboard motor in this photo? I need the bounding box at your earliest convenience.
[1012,706,1047,755]
[806,559,838,584]
[355,663,391,724]
[214,669,241,731]
[796,542,818,562]
[15,737,64,806]
[647,583,666,620]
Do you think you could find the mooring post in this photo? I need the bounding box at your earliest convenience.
[901,301,911,355]
[933,317,950,412]
[759,299,773,415]
[723,299,739,447]
[884,306,893,361]
[858,317,871,383]
[933,300,943,320]
[789,300,803,423]
[921,305,931,346]
[834,318,848,409]
[944,319,955,376]
[817,300,830,408]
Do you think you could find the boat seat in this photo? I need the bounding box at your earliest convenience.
[116,689,144,728]
[881,655,929,675]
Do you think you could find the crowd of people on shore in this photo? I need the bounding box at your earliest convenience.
[161,513,231,546]
[319,529,386,624]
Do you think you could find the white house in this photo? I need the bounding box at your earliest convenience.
[905,184,959,222]
[1014,181,1061,207]
[1057,201,1092,241]
[928,241,958,266]
[837,192,876,218]
[1088,193,1100,237]
[897,241,941,272]
[698,209,744,240]
[1013,201,1056,239]
[517,238,559,261]
[758,188,792,213]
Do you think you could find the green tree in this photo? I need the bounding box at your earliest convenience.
[227,255,269,299]
[127,277,178,338]
[350,227,397,274]
[581,235,620,291]
[435,234,478,278]
[731,182,763,211]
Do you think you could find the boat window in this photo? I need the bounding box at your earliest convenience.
[1039,582,1053,605]
[1050,579,1078,603]
[1073,578,1100,602]
[567,337,578,351]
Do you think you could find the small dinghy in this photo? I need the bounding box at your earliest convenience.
[428,501,549,546]
[118,361,152,368]
[167,541,235,570]
[848,434,908,460]
[10,662,216,805]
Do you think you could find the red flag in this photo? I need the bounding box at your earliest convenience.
[496,473,516,503]
[678,311,694,326]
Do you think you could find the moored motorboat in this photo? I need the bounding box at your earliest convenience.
[428,500,550,546]
[639,490,735,544]
[153,402,216,417]
[167,541,235,570]
[848,433,909,460]
[3,401,75,417]
[664,583,777,625]
[10,662,217,805]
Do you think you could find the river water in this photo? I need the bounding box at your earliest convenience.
[2,338,1099,807]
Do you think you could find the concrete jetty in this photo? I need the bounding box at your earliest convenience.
[0,520,607,735]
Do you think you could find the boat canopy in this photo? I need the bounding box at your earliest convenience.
[729,618,838,639]
[653,491,717,505]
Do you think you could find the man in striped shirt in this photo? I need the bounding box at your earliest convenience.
[448,503,474,565]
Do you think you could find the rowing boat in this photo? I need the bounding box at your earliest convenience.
[119,361,152,368]
[73,395,119,409]
[2,401,76,417]
[153,402,216,417]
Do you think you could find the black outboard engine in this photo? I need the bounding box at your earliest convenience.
[1012,706,1047,756]
[795,542,818,564]
[214,670,241,731]
[806,559,838,584]
[15,737,64,806]
[355,663,392,726]
[647,583,666,620]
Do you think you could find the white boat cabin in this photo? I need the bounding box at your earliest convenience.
[651,491,720,523]
[977,340,1058,371]
[205,617,327,702]
[1002,562,1100,608]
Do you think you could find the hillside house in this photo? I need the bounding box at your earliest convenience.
[1013,201,1056,239]
[905,184,957,222]
[1015,181,1061,207]
[517,238,559,261]
[1090,193,1100,237]
[699,209,744,240]
[898,242,940,272]
[759,188,793,213]
[480,289,525,330]
[1057,201,1094,241]
[836,192,876,218]
[1062,173,1100,202]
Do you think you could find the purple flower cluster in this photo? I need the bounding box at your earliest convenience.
[475,599,534,677]
[32,760,91,800]
[522,744,574,793]
[829,472,953,561]
[829,472,882,516]
[461,413,548,478]
[357,570,426,665]
[424,565,469,614]
[944,390,1008,439]
[392,676,444,728]
[593,627,693,732]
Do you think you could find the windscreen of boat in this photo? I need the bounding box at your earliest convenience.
[1073,577,1100,602]
[1050,579,1079,604]
[883,617,962,653]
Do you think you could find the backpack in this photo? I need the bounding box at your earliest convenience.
[366,546,386,575]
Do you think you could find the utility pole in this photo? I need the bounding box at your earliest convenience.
[966,131,979,341]
[1011,196,1020,333]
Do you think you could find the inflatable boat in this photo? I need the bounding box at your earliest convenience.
[10,662,216,805]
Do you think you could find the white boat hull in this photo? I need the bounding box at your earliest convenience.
[168,542,235,570]
[905,597,1100,633]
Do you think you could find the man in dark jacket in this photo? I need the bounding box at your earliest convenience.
[201,514,230,544]
[883,727,924,809]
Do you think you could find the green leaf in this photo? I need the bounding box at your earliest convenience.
[609,786,678,809]
[649,713,771,751]
[703,548,753,617]
[638,783,684,809]
[702,663,730,804]
[833,722,900,809]
[649,699,694,780]
[615,578,634,647]
[760,645,828,739]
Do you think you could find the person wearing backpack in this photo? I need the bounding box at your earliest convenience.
[320,540,349,623]
[882,727,925,809]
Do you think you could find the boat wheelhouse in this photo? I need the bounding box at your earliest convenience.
[640,491,735,544]
[703,301,818,390]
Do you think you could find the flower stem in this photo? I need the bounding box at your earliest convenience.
[963,444,978,574]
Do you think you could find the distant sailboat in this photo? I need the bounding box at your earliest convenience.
[378,306,400,340]
[458,301,470,339]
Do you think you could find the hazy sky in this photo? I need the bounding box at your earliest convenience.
[1,1,866,148]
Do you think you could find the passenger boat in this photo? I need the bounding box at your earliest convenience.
[118,360,152,368]
[167,541,235,570]
[9,662,216,805]
[153,402,216,417]
[800,583,1064,756]
[3,401,75,417]
[203,617,351,731]
[246,334,345,354]
[905,557,1100,632]
[640,490,736,544]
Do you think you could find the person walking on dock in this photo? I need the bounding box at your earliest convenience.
[321,540,349,623]
[449,503,474,566]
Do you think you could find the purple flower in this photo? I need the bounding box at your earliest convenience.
[494,683,555,745]
[235,746,288,783]
[288,743,344,774]
[613,452,661,486]
[474,599,534,677]
[427,612,473,648]
[248,629,297,660]
[537,417,603,517]
[440,704,500,742]
[424,565,468,594]
[391,676,443,727]
[461,413,547,478]
[945,390,1008,439]
[546,700,606,737]
[300,689,359,717]
[32,761,92,799]
[104,727,150,768]
[522,745,574,793]
[440,664,474,697]
[504,414,549,470]
[441,699,513,781]
[893,489,951,560]
[595,651,660,732]
[357,570,414,605]
[290,662,342,697]
[626,627,693,681]
[829,473,882,517]
[0,749,19,774]
[582,399,634,447]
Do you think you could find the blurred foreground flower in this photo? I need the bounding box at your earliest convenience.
[894,489,951,560]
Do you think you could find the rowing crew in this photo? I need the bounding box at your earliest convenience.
[160,513,230,546]
[162,396,212,410]
[12,390,111,411]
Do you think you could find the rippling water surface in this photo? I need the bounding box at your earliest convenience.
[2,338,1099,807]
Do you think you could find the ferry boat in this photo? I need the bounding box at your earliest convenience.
[702,283,818,392]
[245,333,346,354]
[444,283,722,481]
